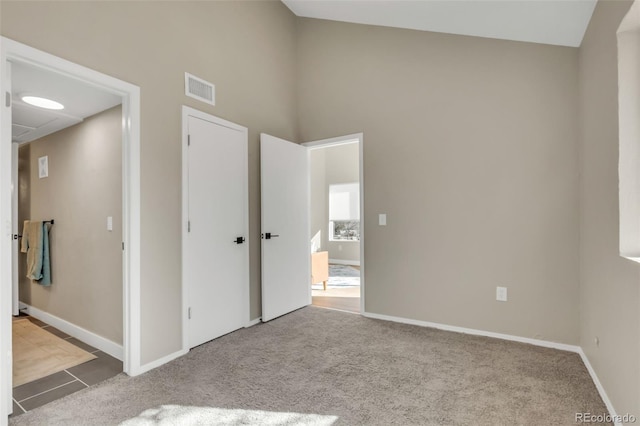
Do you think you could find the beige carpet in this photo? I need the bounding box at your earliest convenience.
[12,319,96,387]
[9,307,610,425]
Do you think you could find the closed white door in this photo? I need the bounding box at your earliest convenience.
[185,109,248,349]
[260,134,310,322]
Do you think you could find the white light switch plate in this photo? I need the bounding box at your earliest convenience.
[38,156,48,179]
[379,214,387,226]
[107,216,113,231]
[496,286,508,302]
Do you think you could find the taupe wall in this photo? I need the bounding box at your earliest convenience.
[310,143,360,262]
[0,1,299,364]
[298,19,581,344]
[579,0,640,415]
[18,106,123,344]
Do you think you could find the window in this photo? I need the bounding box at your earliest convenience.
[329,183,360,241]
[617,1,640,261]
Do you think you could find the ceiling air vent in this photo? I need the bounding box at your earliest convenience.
[185,73,215,106]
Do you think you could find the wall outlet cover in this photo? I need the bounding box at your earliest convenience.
[496,286,508,302]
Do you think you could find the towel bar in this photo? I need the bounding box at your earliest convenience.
[14,220,54,240]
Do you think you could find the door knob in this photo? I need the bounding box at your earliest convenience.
[233,237,245,244]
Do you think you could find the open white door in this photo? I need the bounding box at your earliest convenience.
[12,143,19,316]
[260,134,310,322]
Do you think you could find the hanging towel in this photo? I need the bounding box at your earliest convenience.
[21,220,43,281]
[40,223,51,286]
[20,220,51,286]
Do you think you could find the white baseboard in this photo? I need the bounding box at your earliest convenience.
[136,348,188,376]
[329,259,361,266]
[362,311,580,352]
[245,317,262,327]
[577,348,621,426]
[362,310,622,421]
[22,304,123,361]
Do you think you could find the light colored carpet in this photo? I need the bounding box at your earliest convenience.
[9,307,609,425]
[12,319,96,387]
[119,405,337,425]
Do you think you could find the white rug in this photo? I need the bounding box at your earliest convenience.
[312,264,360,289]
[121,405,338,426]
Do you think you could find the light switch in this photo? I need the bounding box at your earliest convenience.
[107,216,113,231]
[379,214,387,226]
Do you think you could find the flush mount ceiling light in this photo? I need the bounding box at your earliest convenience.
[21,95,64,110]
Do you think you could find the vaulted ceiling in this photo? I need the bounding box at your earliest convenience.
[283,0,598,47]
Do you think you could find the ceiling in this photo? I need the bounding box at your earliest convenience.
[11,61,121,144]
[282,0,598,47]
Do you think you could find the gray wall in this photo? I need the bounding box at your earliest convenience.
[0,0,299,364]
[579,0,640,416]
[298,18,581,345]
[310,143,360,263]
[18,106,123,344]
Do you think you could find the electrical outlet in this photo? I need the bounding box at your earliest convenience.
[496,286,508,302]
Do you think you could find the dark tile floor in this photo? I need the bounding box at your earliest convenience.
[10,316,122,417]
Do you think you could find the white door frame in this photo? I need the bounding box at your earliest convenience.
[0,37,142,419]
[181,106,251,352]
[303,133,364,314]
[11,143,19,317]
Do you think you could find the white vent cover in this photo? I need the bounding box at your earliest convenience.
[185,73,215,106]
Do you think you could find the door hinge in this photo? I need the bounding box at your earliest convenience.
[188,307,191,319]
[122,242,125,250]
[188,221,191,232]
[5,92,10,107]
[187,134,191,146]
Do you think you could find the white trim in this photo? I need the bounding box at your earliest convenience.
[1,38,14,418]
[136,348,188,376]
[245,317,262,327]
[181,106,250,353]
[21,304,123,361]
[329,258,361,266]
[362,311,581,352]
[0,38,142,414]
[303,133,364,314]
[303,135,359,150]
[11,143,18,317]
[577,349,621,425]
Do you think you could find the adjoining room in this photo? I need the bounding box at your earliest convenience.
[310,140,361,314]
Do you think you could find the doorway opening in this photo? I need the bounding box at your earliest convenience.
[10,63,124,414]
[1,37,141,419]
[304,134,364,314]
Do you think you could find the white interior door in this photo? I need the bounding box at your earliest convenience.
[185,110,249,349]
[260,134,310,322]
[12,143,19,316]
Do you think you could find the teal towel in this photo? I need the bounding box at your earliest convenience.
[40,223,51,286]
